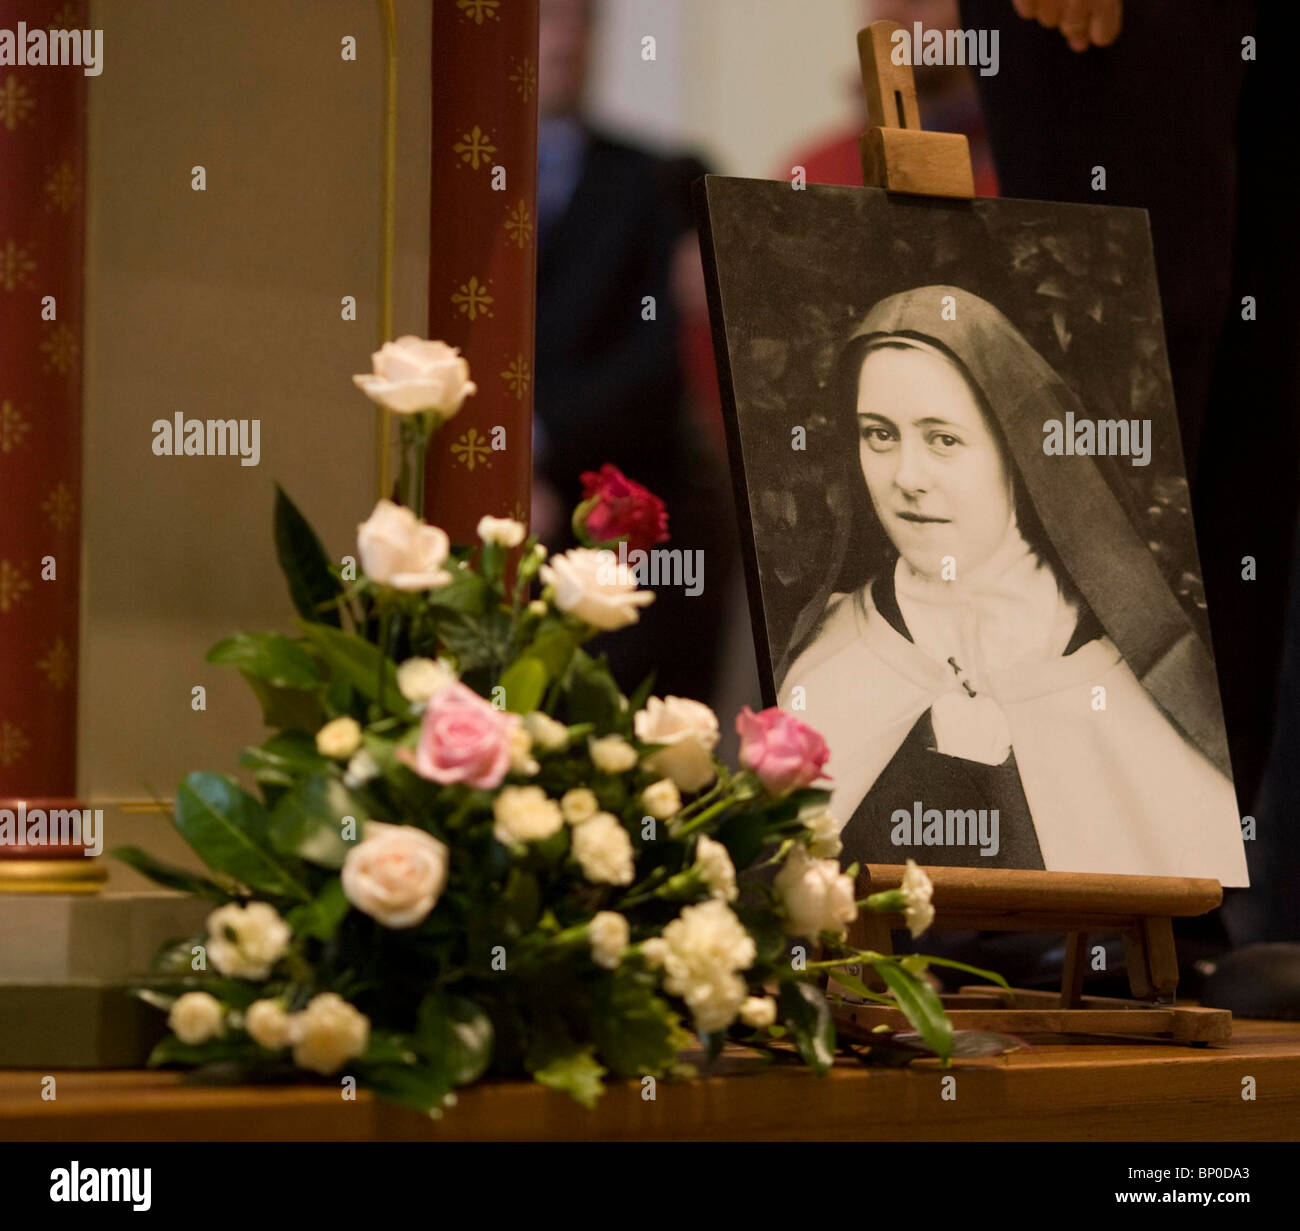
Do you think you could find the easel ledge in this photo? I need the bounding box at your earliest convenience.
[841,22,1230,1047]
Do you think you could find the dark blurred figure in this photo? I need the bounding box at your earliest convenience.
[532,0,736,703]
[959,1,1300,958]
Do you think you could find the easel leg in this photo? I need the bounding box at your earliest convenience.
[1060,931,1088,1009]
[1142,917,1180,1003]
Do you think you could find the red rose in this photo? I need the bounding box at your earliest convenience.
[576,464,669,554]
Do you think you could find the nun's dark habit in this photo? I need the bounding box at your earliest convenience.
[776,287,1246,886]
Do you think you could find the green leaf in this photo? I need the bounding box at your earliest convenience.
[426,567,489,617]
[173,772,309,901]
[502,867,541,932]
[275,484,343,627]
[286,877,350,941]
[111,845,237,903]
[240,731,331,788]
[531,1047,607,1109]
[904,954,1010,989]
[498,655,547,714]
[268,773,363,868]
[417,993,494,1086]
[563,649,625,734]
[299,621,407,717]
[523,625,580,679]
[869,958,953,1061]
[147,1035,259,1068]
[593,970,684,1078]
[207,632,322,690]
[714,812,770,872]
[241,675,327,734]
[779,980,836,1073]
[822,967,895,1005]
[363,1062,452,1115]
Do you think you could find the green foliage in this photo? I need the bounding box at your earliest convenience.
[779,980,836,1073]
[112,845,238,903]
[274,484,343,627]
[531,1047,607,1109]
[269,773,364,868]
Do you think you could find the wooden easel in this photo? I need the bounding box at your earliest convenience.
[836,22,1231,1047]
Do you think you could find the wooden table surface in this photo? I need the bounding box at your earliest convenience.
[3,1018,1299,1142]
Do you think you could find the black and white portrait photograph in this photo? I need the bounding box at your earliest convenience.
[696,175,1248,885]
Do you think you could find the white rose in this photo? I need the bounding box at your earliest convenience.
[344,748,381,789]
[774,845,858,940]
[560,787,599,824]
[357,499,453,590]
[493,785,564,845]
[634,696,719,793]
[571,812,636,885]
[540,547,654,630]
[508,725,539,776]
[168,991,225,1045]
[245,999,294,1051]
[340,821,449,929]
[901,859,935,939]
[290,992,370,1075]
[205,901,292,980]
[588,734,639,774]
[656,899,756,1034]
[641,778,682,820]
[588,911,630,970]
[694,835,738,902]
[477,515,526,548]
[396,657,456,706]
[352,337,476,416]
[640,938,669,968]
[740,995,777,1029]
[801,808,843,859]
[523,710,568,751]
[315,716,362,760]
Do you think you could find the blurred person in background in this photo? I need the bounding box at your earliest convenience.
[532,0,737,704]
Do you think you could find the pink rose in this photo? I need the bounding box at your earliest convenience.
[735,706,831,796]
[411,682,519,789]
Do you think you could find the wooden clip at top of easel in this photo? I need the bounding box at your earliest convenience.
[857,20,975,199]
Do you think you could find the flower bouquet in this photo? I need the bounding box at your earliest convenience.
[118,338,1008,1115]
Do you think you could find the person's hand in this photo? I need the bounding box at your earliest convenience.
[1011,0,1122,52]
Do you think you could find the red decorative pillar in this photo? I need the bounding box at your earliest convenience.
[424,0,538,542]
[0,0,96,888]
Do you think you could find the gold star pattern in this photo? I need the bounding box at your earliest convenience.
[500,354,532,401]
[0,720,30,768]
[509,56,537,103]
[44,161,78,213]
[456,0,500,24]
[450,428,492,472]
[39,323,79,376]
[0,560,31,613]
[504,200,533,250]
[41,481,75,532]
[0,238,37,292]
[0,76,36,131]
[36,637,73,690]
[452,125,497,171]
[451,275,493,322]
[1,401,30,454]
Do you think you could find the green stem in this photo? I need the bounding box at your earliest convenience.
[672,796,735,838]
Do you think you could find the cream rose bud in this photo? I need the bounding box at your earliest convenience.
[344,748,381,789]
[508,726,539,776]
[641,778,682,820]
[168,991,225,1045]
[560,787,599,824]
[571,812,636,885]
[588,911,630,970]
[694,835,738,902]
[290,992,370,1075]
[493,785,564,845]
[801,808,843,859]
[357,499,453,590]
[774,845,858,940]
[245,999,294,1051]
[740,996,777,1030]
[900,858,935,939]
[352,337,476,416]
[523,710,568,751]
[634,696,720,794]
[396,656,456,706]
[640,937,669,968]
[205,901,292,980]
[477,515,526,548]
[527,599,548,616]
[540,547,654,630]
[340,821,449,929]
[588,734,639,774]
[315,716,362,760]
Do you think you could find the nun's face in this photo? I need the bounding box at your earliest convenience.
[855,344,1013,579]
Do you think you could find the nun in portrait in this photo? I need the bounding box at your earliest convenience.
[776,286,1247,885]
